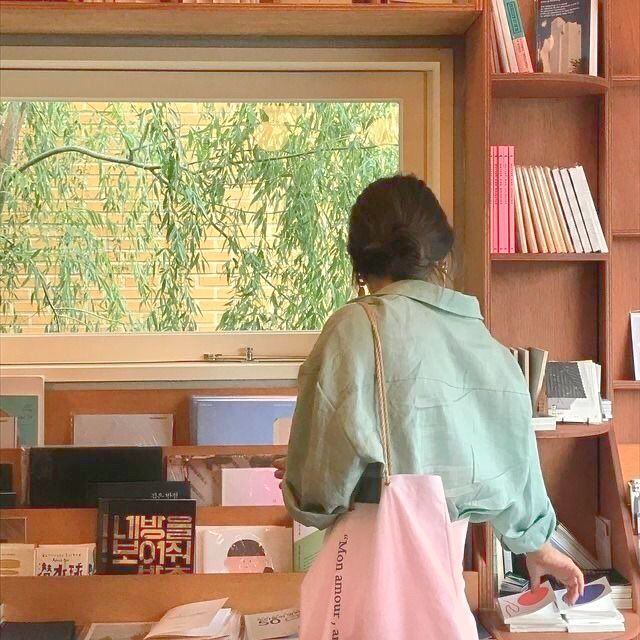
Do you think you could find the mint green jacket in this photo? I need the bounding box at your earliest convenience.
[283,280,556,554]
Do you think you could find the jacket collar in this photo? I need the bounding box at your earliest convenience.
[369,280,483,320]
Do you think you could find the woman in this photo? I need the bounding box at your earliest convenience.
[277,175,583,634]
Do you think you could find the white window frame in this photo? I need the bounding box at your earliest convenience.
[0,46,453,383]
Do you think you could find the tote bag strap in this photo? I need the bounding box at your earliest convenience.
[358,301,393,486]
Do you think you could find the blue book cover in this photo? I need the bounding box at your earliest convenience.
[191,396,296,445]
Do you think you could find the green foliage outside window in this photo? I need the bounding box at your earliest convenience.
[0,101,399,333]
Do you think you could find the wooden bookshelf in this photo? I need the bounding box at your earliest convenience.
[0,2,480,37]
[0,0,638,636]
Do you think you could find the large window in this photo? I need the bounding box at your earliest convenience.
[0,49,452,379]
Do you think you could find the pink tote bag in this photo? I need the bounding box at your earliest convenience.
[299,302,479,640]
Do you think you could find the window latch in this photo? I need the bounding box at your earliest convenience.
[203,347,304,363]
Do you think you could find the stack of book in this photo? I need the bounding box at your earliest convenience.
[630,479,640,535]
[498,581,567,632]
[490,0,533,73]
[491,147,608,255]
[491,0,599,76]
[555,578,626,633]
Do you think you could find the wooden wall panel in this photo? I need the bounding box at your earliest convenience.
[615,392,640,443]
[489,263,600,362]
[619,443,640,484]
[491,97,601,199]
[610,0,640,77]
[44,386,296,445]
[611,86,640,232]
[611,239,640,380]
[538,438,599,556]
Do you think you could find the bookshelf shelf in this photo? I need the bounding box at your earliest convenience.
[491,253,609,262]
[479,609,640,640]
[613,231,640,239]
[614,381,640,391]
[492,73,609,99]
[0,2,480,37]
[535,423,611,439]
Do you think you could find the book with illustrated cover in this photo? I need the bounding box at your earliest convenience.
[0,543,35,576]
[35,543,95,576]
[537,0,598,75]
[244,608,300,640]
[97,498,196,575]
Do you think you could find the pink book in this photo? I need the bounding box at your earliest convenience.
[498,146,510,253]
[491,146,498,254]
[508,146,516,253]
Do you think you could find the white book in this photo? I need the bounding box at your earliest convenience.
[244,608,300,640]
[73,414,173,447]
[547,360,602,425]
[560,168,592,252]
[632,311,640,381]
[569,166,608,253]
[35,543,96,577]
[532,416,557,431]
[552,168,583,252]
[491,5,509,73]
[498,581,564,627]
[197,526,292,574]
[543,167,574,252]
[492,0,518,72]
[589,0,598,76]
[0,543,35,576]
[0,416,17,449]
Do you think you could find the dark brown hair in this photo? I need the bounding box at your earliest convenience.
[347,174,454,283]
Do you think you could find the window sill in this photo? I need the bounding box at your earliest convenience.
[0,361,302,384]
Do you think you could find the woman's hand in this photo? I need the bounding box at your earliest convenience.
[274,457,287,489]
[526,542,584,605]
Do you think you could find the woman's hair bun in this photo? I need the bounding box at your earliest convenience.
[347,174,453,282]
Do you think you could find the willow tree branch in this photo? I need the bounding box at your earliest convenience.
[17,146,162,173]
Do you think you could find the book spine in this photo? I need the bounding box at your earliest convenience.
[574,165,609,252]
[493,0,518,72]
[521,166,548,252]
[526,166,556,252]
[569,167,604,252]
[515,167,538,252]
[535,166,566,252]
[590,0,598,76]
[490,18,501,73]
[491,146,497,253]
[498,147,510,253]
[544,167,574,252]
[560,168,592,252]
[503,0,534,72]
[492,3,510,73]
[512,168,528,253]
[508,146,516,253]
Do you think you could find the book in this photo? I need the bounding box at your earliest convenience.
[551,167,583,252]
[532,415,557,431]
[493,0,518,72]
[515,167,538,252]
[190,396,296,445]
[35,543,95,576]
[595,515,611,569]
[503,0,534,72]
[560,168,592,252]
[490,17,501,74]
[546,360,603,424]
[0,543,35,576]
[0,622,76,640]
[97,498,196,575]
[492,3,510,73]
[293,522,325,573]
[568,166,608,252]
[526,166,556,251]
[244,608,300,640]
[197,525,292,574]
[508,147,516,253]
[0,417,17,449]
[521,166,549,252]
[632,312,640,381]
[498,581,567,632]
[498,146,511,253]
[73,414,174,447]
[221,468,284,507]
[534,166,566,252]
[536,0,598,76]
[512,170,528,253]
[29,447,164,508]
[543,167,574,251]
[528,347,549,415]
[630,479,640,535]
[167,453,282,507]
[491,146,498,253]
[88,481,191,505]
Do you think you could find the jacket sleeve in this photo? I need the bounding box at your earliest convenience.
[491,427,557,555]
[282,306,375,530]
